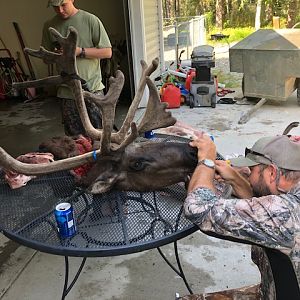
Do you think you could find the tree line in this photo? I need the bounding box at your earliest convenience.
[163,0,300,29]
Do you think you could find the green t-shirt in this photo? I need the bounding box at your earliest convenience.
[42,10,111,99]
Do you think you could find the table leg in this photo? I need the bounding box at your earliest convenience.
[61,256,87,300]
[157,241,193,294]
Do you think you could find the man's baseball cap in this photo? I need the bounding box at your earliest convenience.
[230,135,300,171]
[48,0,67,7]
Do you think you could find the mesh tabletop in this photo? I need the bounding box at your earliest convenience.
[0,134,203,257]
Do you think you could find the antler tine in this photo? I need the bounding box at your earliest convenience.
[13,26,78,90]
[0,147,100,175]
[82,70,125,153]
[137,77,176,132]
[112,123,139,152]
[112,58,159,144]
[25,46,60,65]
[13,73,64,89]
[49,26,77,74]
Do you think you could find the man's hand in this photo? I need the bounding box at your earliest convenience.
[189,134,216,162]
[215,160,236,182]
[75,46,82,56]
[215,160,253,198]
[188,134,216,193]
[54,47,63,54]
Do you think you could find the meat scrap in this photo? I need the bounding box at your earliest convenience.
[4,152,54,189]
[39,135,94,179]
[70,135,93,179]
[290,135,300,143]
[155,120,206,139]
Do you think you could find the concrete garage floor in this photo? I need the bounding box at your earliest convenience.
[1,48,300,299]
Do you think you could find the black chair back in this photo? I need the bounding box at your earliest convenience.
[203,230,300,299]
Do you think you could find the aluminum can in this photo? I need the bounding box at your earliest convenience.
[144,130,155,139]
[54,203,76,238]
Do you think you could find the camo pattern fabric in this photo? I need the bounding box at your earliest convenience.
[62,90,103,136]
[184,181,300,292]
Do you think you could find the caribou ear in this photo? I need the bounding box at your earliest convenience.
[88,173,119,194]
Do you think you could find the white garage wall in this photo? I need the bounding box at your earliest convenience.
[143,0,164,68]
[128,0,164,106]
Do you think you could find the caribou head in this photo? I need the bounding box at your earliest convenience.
[80,141,197,193]
[0,27,198,194]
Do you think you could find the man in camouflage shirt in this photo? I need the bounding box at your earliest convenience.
[184,134,300,298]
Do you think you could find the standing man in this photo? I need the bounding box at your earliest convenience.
[42,0,112,136]
[184,134,300,297]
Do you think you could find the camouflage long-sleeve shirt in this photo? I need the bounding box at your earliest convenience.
[184,181,300,290]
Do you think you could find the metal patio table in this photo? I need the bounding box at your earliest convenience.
[0,134,200,299]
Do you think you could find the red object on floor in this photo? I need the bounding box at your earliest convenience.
[160,83,181,108]
[185,69,196,91]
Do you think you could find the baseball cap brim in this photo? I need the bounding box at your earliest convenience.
[229,156,260,168]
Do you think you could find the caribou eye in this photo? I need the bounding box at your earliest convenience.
[129,160,146,171]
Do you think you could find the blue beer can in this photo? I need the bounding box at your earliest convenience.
[144,130,155,139]
[54,202,76,238]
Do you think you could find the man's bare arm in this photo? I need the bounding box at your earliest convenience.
[75,47,112,59]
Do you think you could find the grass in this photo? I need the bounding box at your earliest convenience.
[212,69,242,88]
[207,27,255,45]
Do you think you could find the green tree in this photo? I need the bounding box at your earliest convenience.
[216,0,224,29]
[162,0,300,29]
[286,0,298,27]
